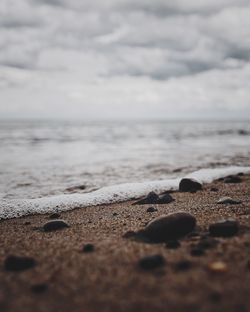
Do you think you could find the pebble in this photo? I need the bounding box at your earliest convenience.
[174,259,192,271]
[4,255,36,271]
[31,283,48,294]
[207,261,227,273]
[217,197,241,205]
[224,175,241,183]
[190,247,204,257]
[49,213,61,219]
[210,187,218,192]
[138,254,165,270]
[43,219,69,232]
[146,207,158,213]
[83,244,94,252]
[209,219,239,237]
[166,240,180,249]
[179,178,202,192]
[209,291,222,303]
[157,193,174,204]
[140,212,196,243]
[132,191,159,205]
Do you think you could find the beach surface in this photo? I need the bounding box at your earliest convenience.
[0,175,250,312]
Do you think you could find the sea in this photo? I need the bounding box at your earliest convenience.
[1,119,249,203]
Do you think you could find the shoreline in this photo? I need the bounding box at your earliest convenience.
[1,166,250,220]
[0,174,250,311]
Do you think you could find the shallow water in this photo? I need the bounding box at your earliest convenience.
[0,119,250,200]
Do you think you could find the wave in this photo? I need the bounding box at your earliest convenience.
[0,166,249,220]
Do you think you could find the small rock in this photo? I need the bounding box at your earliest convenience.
[43,220,69,232]
[166,240,180,249]
[191,247,204,257]
[4,255,36,271]
[132,192,159,205]
[157,193,174,204]
[82,244,94,252]
[174,259,192,271]
[138,254,165,270]
[217,197,241,205]
[112,212,118,216]
[207,261,227,273]
[209,219,239,237]
[31,283,48,294]
[224,175,241,183]
[210,187,218,192]
[140,212,196,243]
[24,221,31,225]
[179,178,202,192]
[146,207,158,213]
[209,291,222,303]
[49,213,61,219]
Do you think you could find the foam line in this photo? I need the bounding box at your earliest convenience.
[0,166,249,220]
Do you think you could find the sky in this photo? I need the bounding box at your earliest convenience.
[0,0,250,120]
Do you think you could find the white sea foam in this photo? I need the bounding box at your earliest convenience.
[0,166,249,220]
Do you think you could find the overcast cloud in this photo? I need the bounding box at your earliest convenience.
[0,0,250,119]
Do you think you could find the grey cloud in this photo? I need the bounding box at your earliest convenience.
[0,0,250,81]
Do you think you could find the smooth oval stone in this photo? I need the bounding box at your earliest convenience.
[82,244,94,252]
[224,175,241,183]
[146,207,158,213]
[157,193,174,204]
[138,254,165,270]
[179,178,202,192]
[43,219,69,232]
[174,259,192,271]
[141,212,196,242]
[209,219,239,237]
[132,191,159,205]
[217,197,241,205]
[4,255,36,271]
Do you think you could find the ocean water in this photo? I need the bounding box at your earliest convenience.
[0,119,250,202]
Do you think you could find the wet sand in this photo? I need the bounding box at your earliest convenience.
[0,175,250,312]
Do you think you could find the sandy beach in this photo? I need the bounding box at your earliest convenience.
[0,175,250,312]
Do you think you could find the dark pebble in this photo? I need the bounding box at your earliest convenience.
[31,283,48,294]
[49,213,61,219]
[210,187,218,192]
[157,193,174,204]
[138,254,165,270]
[174,259,192,271]
[4,255,36,271]
[140,212,196,243]
[24,221,31,225]
[191,247,205,256]
[132,191,159,205]
[83,244,94,252]
[43,219,69,232]
[166,240,180,249]
[146,207,158,213]
[224,175,241,183]
[209,291,222,303]
[113,212,118,216]
[209,219,239,237]
[179,178,202,192]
